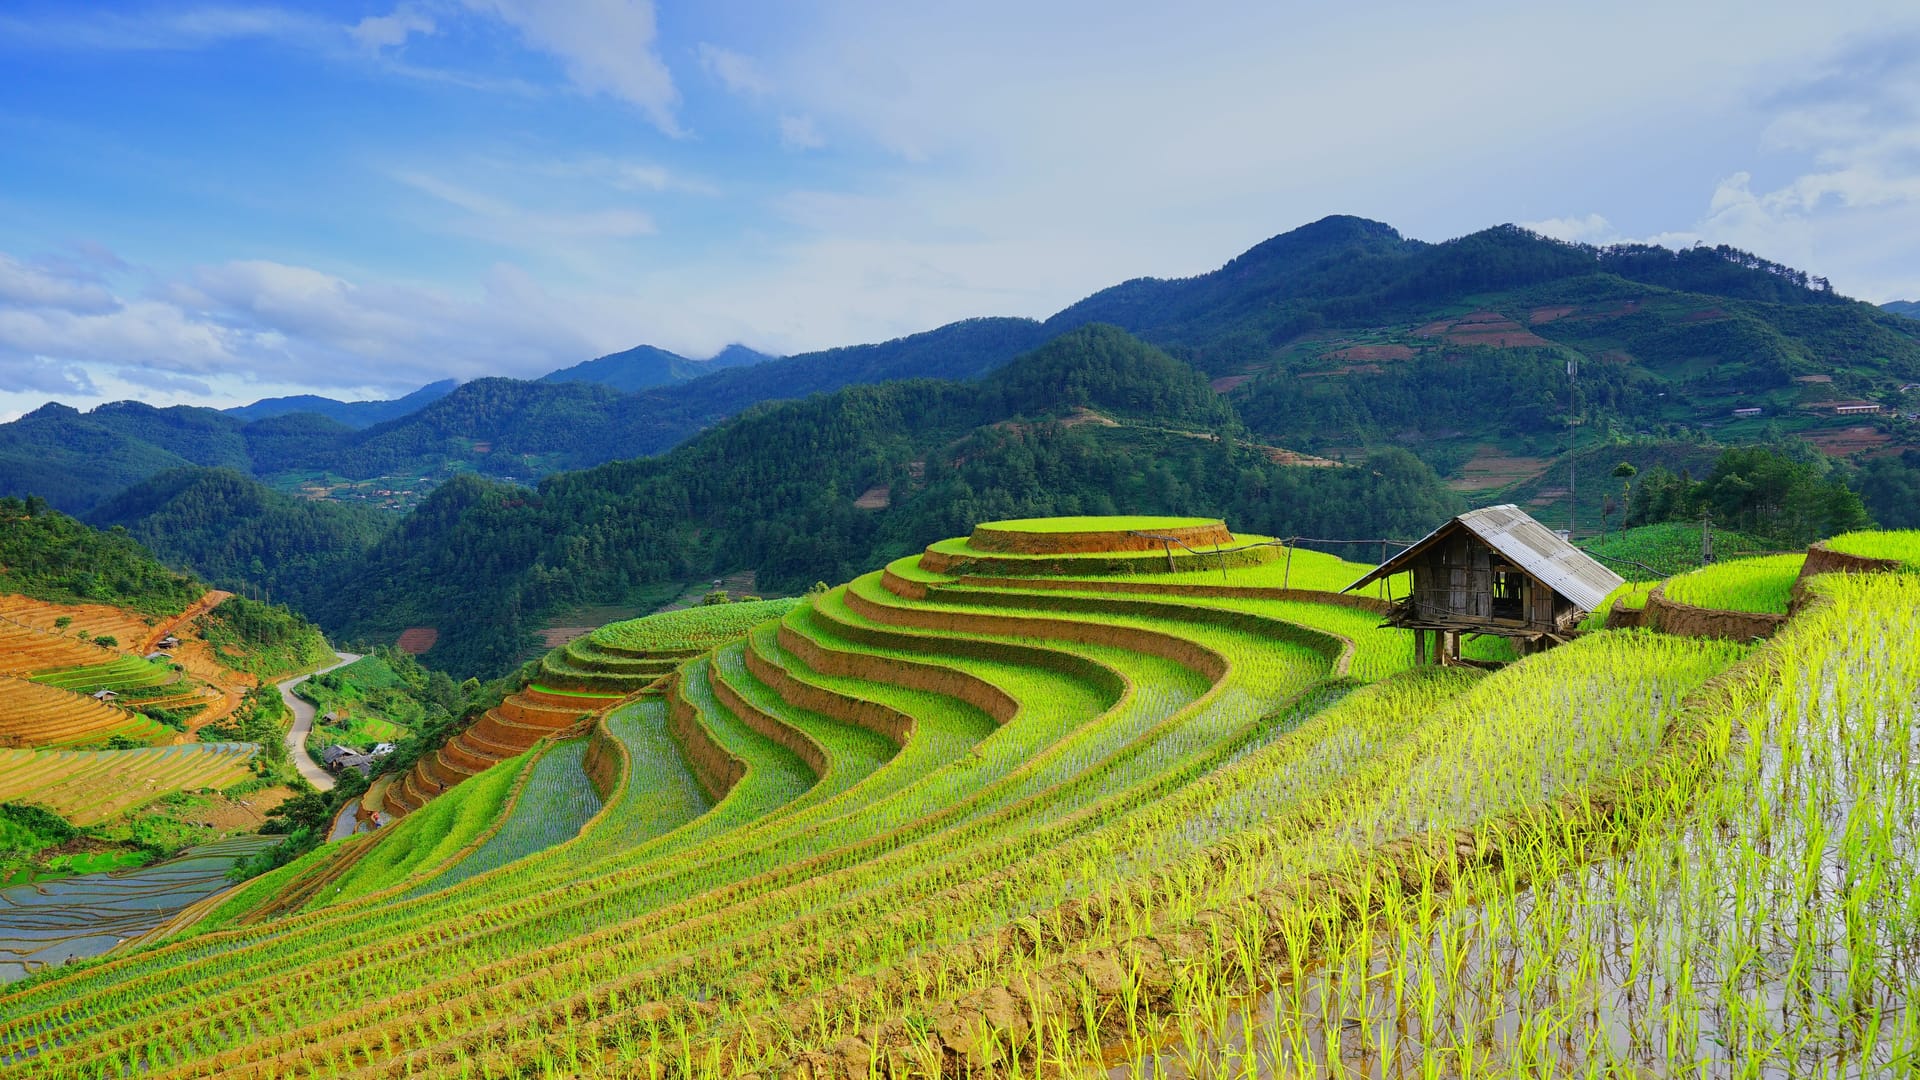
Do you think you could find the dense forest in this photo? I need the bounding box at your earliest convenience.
[10,219,1916,518]
[0,496,203,616]
[307,326,1465,675]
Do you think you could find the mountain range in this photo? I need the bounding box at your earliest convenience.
[6,215,1919,675]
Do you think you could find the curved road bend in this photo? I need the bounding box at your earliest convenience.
[278,653,361,792]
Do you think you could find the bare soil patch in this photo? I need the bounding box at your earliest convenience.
[396,627,439,654]
[1326,344,1416,362]
[1447,445,1555,491]
[1208,374,1253,393]
[853,486,892,510]
[1804,426,1894,456]
[1528,305,1577,324]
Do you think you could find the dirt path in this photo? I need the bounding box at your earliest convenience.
[140,589,232,654]
[278,653,361,791]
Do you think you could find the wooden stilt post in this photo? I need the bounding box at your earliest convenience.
[1283,538,1296,590]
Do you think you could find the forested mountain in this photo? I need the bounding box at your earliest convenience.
[87,468,390,614]
[311,325,1461,675]
[1884,300,1920,320]
[538,342,774,392]
[7,219,1916,522]
[221,379,459,427]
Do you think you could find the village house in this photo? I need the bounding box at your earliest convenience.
[1344,504,1623,662]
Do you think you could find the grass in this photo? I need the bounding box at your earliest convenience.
[1578,520,1776,580]
[1827,527,1920,568]
[1,523,1912,1080]
[1662,552,1807,614]
[590,598,800,653]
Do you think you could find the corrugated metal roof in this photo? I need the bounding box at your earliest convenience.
[1344,504,1624,611]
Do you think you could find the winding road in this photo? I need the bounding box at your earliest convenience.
[277,653,361,791]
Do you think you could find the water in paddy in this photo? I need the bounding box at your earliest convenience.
[0,834,275,983]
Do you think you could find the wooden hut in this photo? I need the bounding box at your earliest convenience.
[1344,504,1623,663]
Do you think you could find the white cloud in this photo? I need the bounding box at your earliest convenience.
[395,170,658,244]
[1519,214,1620,246]
[350,6,436,51]
[779,114,825,152]
[461,0,680,134]
[696,43,769,98]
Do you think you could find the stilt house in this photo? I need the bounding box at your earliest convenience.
[1344,504,1623,662]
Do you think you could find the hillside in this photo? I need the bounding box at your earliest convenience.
[4,221,1915,523]
[87,468,391,615]
[221,379,460,428]
[308,326,1463,676]
[3,517,1911,1074]
[538,341,775,392]
[1883,300,1920,320]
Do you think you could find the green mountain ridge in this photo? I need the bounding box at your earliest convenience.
[538,342,776,393]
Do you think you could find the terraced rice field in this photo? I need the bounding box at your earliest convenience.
[0,597,157,653]
[1661,552,1807,614]
[0,623,110,678]
[0,679,172,749]
[0,743,255,825]
[0,516,1912,1078]
[0,836,276,985]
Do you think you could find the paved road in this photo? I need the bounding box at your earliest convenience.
[278,653,361,791]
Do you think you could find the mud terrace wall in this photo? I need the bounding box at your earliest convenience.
[921,544,1276,578]
[1792,541,1905,609]
[968,521,1233,555]
[666,673,747,802]
[581,718,624,800]
[708,664,831,781]
[746,640,916,748]
[1639,588,1787,642]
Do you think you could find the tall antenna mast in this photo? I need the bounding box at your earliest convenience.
[1567,355,1578,539]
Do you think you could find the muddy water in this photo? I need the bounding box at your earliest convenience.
[0,835,274,983]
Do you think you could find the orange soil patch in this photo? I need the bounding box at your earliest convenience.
[1411,311,1552,349]
[1209,374,1253,393]
[1447,445,1555,491]
[1528,305,1578,325]
[396,627,439,654]
[1326,344,1416,362]
[0,621,115,675]
[0,594,158,650]
[0,678,150,748]
[853,485,892,510]
[145,590,231,653]
[471,441,492,454]
[1681,307,1728,322]
[1804,426,1894,457]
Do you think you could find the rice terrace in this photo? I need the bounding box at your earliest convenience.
[0,510,1912,1079]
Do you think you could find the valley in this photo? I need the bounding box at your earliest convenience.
[0,511,1910,1076]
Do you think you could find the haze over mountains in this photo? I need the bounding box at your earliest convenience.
[6,215,1919,674]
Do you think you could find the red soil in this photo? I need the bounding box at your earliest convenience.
[396,627,439,654]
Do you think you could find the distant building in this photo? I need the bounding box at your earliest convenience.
[1833,401,1882,415]
[91,689,118,702]
[156,634,180,649]
[371,742,396,756]
[1345,505,1624,662]
[144,651,172,662]
[1732,407,1763,418]
[321,744,356,767]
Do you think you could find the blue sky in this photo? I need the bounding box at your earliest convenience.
[1,1,1917,418]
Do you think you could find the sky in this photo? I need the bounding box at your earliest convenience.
[2,1,1918,420]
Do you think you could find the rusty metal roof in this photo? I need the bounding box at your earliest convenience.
[1344,504,1624,611]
